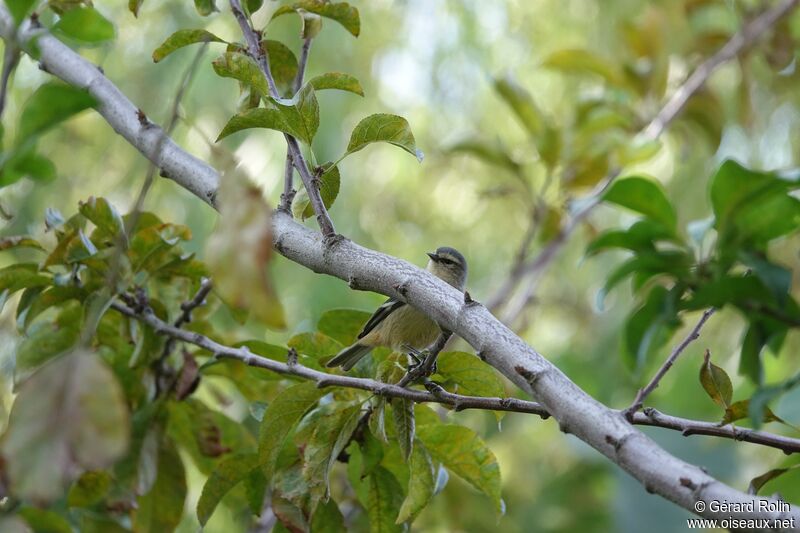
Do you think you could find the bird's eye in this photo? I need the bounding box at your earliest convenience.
[439,258,454,265]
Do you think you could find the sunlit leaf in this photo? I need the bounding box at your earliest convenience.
[15,300,82,377]
[153,29,225,63]
[194,0,217,16]
[1,350,129,503]
[344,113,422,162]
[7,0,37,25]
[699,350,732,409]
[542,49,626,87]
[0,148,57,187]
[308,72,364,96]
[79,196,125,240]
[206,174,284,328]
[259,382,326,480]
[288,331,343,359]
[213,52,270,97]
[134,438,187,533]
[602,176,676,232]
[0,263,50,296]
[197,452,261,525]
[417,424,502,515]
[18,83,95,141]
[272,1,360,37]
[53,6,115,44]
[493,75,546,138]
[262,40,299,95]
[217,85,319,145]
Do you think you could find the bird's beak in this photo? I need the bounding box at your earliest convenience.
[427,252,439,262]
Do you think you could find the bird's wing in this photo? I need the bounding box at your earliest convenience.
[357,298,406,339]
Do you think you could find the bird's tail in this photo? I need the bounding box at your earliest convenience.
[326,343,374,371]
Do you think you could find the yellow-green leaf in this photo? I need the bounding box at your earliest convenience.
[153,29,225,63]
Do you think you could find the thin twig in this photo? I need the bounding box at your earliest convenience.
[228,0,335,237]
[624,308,716,420]
[110,299,800,455]
[159,277,213,361]
[279,37,312,213]
[489,0,799,323]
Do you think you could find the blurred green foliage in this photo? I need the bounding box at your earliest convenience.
[1,0,800,532]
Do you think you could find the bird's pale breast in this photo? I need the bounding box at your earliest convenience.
[362,305,440,351]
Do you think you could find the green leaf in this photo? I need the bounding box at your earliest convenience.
[622,286,680,372]
[53,7,115,44]
[396,441,435,524]
[602,176,676,232]
[18,83,95,141]
[598,250,691,306]
[0,263,50,296]
[417,424,502,515]
[739,251,792,306]
[292,163,341,220]
[710,160,800,247]
[152,29,224,63]
[740,323,766,385]
[0,148,58,187]
[17,508,72,533]
[67,471,112,508]
[542,49,626,87]
[193,0,217,16]
[699,350,732,409]
[259,382,326,479]
[246,0,264,13]
[308,72,364,96]
[212,52,270,97]
[260,40,299,95]
[391,398,415,461]
[1,350,129,503]
[7,0,37,25]
[721,399,783,426]
[79,196,125,239]
[310,498,346,533]
[217,84,319,144]
[585,219,675,256]
[16,300,82,376]
[302,404,361,507]
[436,351,505,400]
[129,0,145,17]
[317,308,372,345]
[134,438,187,533]
[271,1,360,37]
[445,137,522,175]
[366,467,404,533]
[0,235,45,252]
[493,75,545,138]
[344,113,422,162]
[287,331,343,359]
[197,452,262,525]
[748,466,800,495]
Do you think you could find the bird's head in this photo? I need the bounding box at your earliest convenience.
[426,246,468,290]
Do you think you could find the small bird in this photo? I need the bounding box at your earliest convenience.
[326,247,468,371]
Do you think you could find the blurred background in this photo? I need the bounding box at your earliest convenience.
[2,0,800,531]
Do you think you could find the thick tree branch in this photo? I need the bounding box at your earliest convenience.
[111,300,800,456]
[489,0,799,323]
[0,3,219,206]
[9,3,799,521]
[228,0,335,237]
